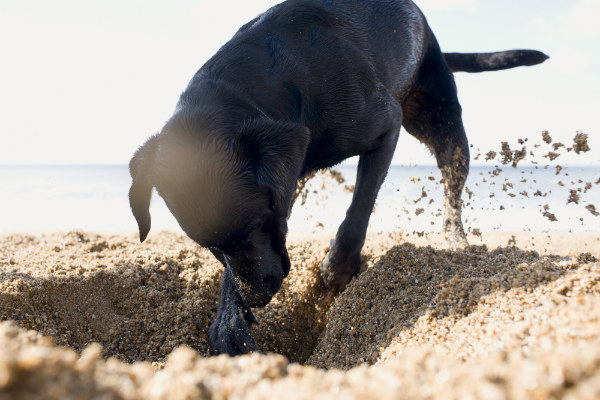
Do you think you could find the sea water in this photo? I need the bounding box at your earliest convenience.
[0,164,598,234]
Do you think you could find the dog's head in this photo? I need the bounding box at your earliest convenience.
[129,116,308,307]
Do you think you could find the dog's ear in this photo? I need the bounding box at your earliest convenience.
[129,135,159,242]
[240,120,310,215]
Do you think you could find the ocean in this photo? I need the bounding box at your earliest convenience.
[0,164,598,234]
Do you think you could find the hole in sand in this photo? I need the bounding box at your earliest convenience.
[2,231,589,371]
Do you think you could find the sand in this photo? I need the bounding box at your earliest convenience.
[1,230,599,399]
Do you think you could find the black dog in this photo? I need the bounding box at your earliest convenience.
[129,0,547,356]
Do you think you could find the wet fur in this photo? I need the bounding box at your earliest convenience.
[129,0,547,356]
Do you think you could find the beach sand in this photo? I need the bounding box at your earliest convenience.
[1,230,599,399]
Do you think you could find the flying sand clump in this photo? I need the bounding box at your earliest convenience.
[295,130,597,235]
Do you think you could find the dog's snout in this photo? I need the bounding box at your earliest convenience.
[237,273,283,308]
[264,274,283,296]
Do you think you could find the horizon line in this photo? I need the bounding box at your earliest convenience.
[1,163,599,168]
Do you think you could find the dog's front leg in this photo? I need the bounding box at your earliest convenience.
[321,107,402,291]
[208,267,257,356]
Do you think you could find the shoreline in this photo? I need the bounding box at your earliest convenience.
[3,229,598,255]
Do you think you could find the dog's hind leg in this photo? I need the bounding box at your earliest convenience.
[402,44,470,249]
[321,97,403,291]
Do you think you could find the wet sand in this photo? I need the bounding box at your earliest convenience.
[1,230,599,399]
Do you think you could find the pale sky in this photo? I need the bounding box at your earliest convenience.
[1,0,598,166]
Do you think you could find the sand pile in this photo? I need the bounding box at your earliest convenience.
[3,322,600,400]
[1,231,600,399]
[0,231,336,364]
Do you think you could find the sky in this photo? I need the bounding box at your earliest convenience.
[0,0,598,166]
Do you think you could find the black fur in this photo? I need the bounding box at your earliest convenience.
[444,50,549,73]
[129,0,547,356]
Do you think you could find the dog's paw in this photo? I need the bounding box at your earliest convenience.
[444,228,468,250]
[208,306,257,356]
[443,218,469,250]
[320,249,361,292]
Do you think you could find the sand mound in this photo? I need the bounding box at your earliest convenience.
[3,322,600,400]
[1,231,600,398]
[0,232,336,364]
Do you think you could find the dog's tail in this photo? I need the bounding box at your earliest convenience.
[443,50,549,73]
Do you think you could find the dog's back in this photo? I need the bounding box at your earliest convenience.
[181,0,428,170]
[194,2,425,96]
